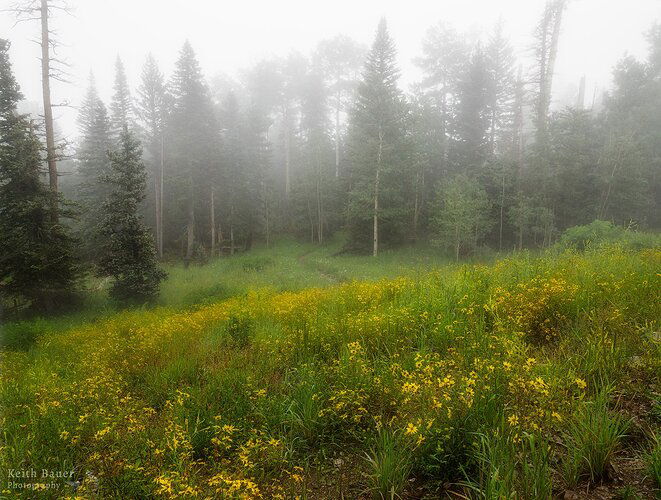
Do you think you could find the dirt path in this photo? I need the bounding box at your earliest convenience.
[296,249,342,284]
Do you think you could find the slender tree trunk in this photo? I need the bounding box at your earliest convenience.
[186,168,195,263]
[499,170,505,251]
[307,197,314,243]
[315,146,323,245]
[284,106,291,198]
[40,0,58,223]
[158,135,164,257]
[413,170,420,243]
[229,203,235,255]
[262,178,270,248]
[335,92,341,178]
[373,127,383,257]
[440,87,448,172]
[455,223,460,262]
[210,189,215,256]
[154,173,161,255]
[316,177,323,244]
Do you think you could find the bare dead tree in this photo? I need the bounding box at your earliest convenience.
[6,0,72,223]
[532,0,566,148]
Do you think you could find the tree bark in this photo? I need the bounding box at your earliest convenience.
[229,203,235,255]
[186,168,195,263]
[40,0,58,223]
[284,106,291,198]
[499,170,505,251]
[373,127,383,257]
[210,188,215,256]
[335,92,341,178]
[413,170,420,243]
[158,135,164,257]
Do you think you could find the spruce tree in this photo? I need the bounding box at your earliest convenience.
[75,75,111,259]
[346,18,410,255]
[110,57,133,143]
[99,126,165,303]
[137,54,166,257]
[167,41,218,261]
[455,45,490,174]
[0,39,78,312]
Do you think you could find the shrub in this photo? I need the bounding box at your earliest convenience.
[558,220,660,251]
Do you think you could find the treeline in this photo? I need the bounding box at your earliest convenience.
[65,6,659,262]
[2,1,661,311]
[1,40,164,311]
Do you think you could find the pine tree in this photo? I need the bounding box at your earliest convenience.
[314,35,366,178]
[0,39,78,312]
[294,69,335,243]
[415,23,469,178]
[218,91,247,254]
[455,45,491,174]
[110,57,133,143]
[75,75,111,259]
[99,126,166,303]
[167,41,218,262]
[137,54,166,257]
[346,18,410,255]
[486,21,516,155]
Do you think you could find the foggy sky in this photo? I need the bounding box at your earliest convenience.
[2,0,660,139]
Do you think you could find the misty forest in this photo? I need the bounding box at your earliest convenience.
[1,0,660,498]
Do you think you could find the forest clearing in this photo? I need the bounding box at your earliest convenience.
[1,242,660,498]
[2,0,661,497]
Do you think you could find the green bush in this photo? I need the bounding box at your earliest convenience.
[558,220,660,251]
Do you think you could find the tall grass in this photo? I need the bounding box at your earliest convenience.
[0,245,658,498]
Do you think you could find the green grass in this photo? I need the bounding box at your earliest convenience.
[562,387,630,486]
[1,244,659,498]
[1,236,453,350]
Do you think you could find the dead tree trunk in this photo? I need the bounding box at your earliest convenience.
[40,0,58,223]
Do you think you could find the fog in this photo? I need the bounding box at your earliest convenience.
[3,0,659,137]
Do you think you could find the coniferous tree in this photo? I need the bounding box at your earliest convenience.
[137,54,167,257]
[167,41,218,261]
[415,23,469,178]
[218,91,245,254]
[315,35,366,178]
[99,126,165,303]
[110,57,133,143]
[346,18,410,255]
[454,45,491,175]
[294,70,335,243]
[75,75,111,259]
[0,39,78,312]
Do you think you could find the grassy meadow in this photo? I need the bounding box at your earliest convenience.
[1,242,660,498]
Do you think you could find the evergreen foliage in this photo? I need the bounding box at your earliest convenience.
[0,39,79,312]
[346,19,411,254]
[99,126,166,303]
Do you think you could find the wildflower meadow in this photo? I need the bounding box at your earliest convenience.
[1,246,659,498]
